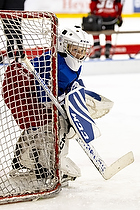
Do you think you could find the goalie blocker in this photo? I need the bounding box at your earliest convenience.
[65,86,101,143]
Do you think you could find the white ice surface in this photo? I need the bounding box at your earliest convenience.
[1,17,140,209]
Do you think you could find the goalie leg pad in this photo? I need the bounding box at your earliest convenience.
[59,116,81,179]
[61,157,81,179]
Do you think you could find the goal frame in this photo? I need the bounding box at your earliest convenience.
[0,10,60,204]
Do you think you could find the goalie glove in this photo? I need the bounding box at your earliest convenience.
[85,90,114,119]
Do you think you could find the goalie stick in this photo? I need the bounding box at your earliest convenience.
[76,138,134,180]
[21,55,134,180]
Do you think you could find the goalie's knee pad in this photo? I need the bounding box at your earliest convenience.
[11,124,55,179]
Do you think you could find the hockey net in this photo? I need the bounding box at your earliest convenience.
[0,11,60,204]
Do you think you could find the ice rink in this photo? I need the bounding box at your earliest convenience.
[1,17,140,209]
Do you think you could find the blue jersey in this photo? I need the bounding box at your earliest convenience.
[58,53,81,95]
[32,52,82,103]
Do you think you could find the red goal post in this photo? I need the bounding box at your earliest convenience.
[0,11,60,204]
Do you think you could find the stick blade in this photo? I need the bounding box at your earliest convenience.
[103,151,134,180]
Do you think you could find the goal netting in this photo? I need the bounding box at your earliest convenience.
[0,11,60,204]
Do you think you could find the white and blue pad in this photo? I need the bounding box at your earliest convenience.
[65,87,100,143]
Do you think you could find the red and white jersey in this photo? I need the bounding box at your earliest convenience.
[90,0,122,18]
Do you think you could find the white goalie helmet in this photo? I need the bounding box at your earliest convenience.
[58,26,93,71]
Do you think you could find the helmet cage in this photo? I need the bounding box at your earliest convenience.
[63,40,91,62]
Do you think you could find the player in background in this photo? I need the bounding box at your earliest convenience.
[2,26,113,184]
[0,0,25,63]
[89,0,123,59]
